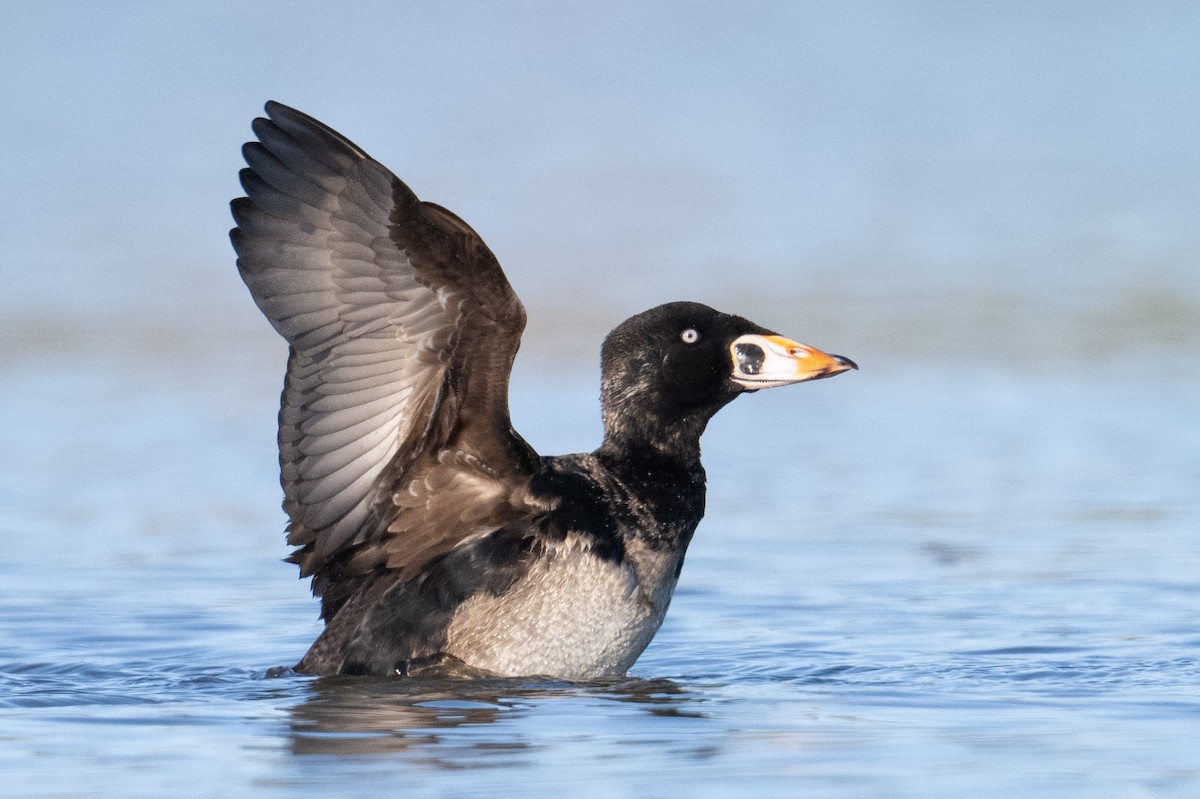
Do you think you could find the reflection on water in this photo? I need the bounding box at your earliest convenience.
[286,674,702,759]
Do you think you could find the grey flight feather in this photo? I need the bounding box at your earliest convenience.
[231,102,538,619]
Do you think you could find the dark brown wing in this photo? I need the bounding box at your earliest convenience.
[230,102,539,615]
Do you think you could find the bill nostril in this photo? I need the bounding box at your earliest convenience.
[734,343,765,375]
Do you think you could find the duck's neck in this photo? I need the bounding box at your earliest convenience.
[597,408,708,468]
[594,427,708,555]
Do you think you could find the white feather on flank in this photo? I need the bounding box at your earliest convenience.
[443,535,682,678]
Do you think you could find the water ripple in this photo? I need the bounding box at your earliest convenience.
[0,660,296,709]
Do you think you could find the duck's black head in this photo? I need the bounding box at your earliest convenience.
[598,301,855,460]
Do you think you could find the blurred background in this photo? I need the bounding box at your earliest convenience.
[3,0,1196,597]
[2,0,1196,611]
[2,1,1196,368]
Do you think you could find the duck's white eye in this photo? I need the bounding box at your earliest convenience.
[680,328,700,344]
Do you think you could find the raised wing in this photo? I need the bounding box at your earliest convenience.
[231,102,538,615]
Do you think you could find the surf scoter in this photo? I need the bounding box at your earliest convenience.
[230,102,856,678]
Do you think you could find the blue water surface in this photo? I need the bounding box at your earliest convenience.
[1,327,1196,798]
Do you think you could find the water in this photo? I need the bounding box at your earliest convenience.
[3,2,1200,796]
[1,311,1197,798]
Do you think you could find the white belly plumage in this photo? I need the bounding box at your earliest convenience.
[443,539,681,679]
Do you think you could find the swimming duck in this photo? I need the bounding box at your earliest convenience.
[230,102,856,678]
